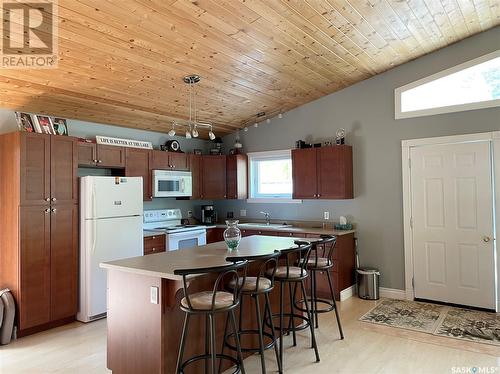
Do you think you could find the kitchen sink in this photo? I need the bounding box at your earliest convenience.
[239,223,293,229]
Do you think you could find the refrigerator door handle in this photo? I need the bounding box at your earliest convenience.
[92,183,97,254]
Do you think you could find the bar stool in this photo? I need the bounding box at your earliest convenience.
[223,251,282,374]
[174,261,248,374]
[267,240,320,370]
[296,235,344,338]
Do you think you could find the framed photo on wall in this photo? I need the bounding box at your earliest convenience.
[15,112,35,132]
[52,118,68,136]
[32,115,56,135]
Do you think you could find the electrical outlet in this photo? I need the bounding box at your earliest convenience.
[150,286,159,304]
[324,211,330,220]
[240,209,247,217]
[187,210,193,218]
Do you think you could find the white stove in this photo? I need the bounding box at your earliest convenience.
[144,209,207,251]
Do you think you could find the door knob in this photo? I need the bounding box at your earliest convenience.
[483,236,491,243]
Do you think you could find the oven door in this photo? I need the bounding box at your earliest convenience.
[166,229,207,251]
[153,171,192,198]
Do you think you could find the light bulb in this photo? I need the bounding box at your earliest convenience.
[234,140,243,149]
[243,127,248,132]
[266,118,271,124]
[208,130,216,140]
[192,126,199,138]
[185,129,192,139]
[254,122,259,128]
[278,113,283,119]
[168,129,175,137]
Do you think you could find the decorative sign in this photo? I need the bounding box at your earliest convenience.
[96,136,153,149]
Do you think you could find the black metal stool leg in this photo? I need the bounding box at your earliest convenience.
[218,313,230,374]
[176,313,190,373]
[314,271,319,329]
[254,295,266,374]
[205,314,210,374]
[326,270,344,339]
[265,292,282,374]
[230,309,245,374]
[209,314,217,374]
[300,280,320,362]
[279,282,284,371]
[288,282,297,347]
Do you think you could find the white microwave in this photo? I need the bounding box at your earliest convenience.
[152,170,192,198]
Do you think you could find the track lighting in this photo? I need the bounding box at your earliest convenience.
[266,118,271,124]
[278,112,283,119]
[185,129,192,139]
[168,122,176,137]
[243,127,248,132]
[192,125,199,138]
[254,122,259,128]
[208,129,215,140]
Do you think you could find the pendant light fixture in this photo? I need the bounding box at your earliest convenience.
[182,74,216,140]
[168,121,176,137]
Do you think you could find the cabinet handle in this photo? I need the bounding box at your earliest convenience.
[317,194,321,198]
[152,248,156,251]
[224,195,227,198]
[98,160,103,164]
[44,208,50,213]
[152,236,156,239]
[45,197,50,202]
[51,208,57,213]
[93,159,98,163]
[51,197,57,202]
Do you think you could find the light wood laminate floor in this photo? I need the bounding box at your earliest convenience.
[1,297,498,373]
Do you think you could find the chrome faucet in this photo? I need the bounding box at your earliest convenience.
[260,211,271,225]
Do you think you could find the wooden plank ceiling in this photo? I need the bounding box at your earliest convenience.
[1,0,498,138]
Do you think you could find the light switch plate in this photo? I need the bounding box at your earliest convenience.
[240,209,247,217]
[324,211,330,220]
[187,210,193,218]
[150,286,159,304]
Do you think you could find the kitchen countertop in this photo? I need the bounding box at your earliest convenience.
[207,223,355,236]
[101,235,317,281]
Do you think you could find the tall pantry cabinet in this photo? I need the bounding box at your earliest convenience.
[0,132,78,336]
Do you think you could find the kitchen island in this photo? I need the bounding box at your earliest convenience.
[101,235,316,374]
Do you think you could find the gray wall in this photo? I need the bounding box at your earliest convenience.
[217,27,500,290]
[0,111,214,219]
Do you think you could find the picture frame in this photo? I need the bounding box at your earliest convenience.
[32,115,55,135]
[15,112,35,132]
[52,117,68,136]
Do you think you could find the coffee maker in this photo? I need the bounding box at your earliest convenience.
[201,205,217,225]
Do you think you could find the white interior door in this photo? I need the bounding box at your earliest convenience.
[410,141,495,309]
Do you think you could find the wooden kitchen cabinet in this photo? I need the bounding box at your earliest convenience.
[206,227,225,244]
[125,148,152,201]
[189,154,202,200]
[151,150,189,171]
[77,142,125,168]
[226,154,248,200]
[143,235,166,255]
[292,146,353,200]
[201,155,226,199]
[0,131,79,336]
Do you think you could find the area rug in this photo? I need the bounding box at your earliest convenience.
[360,299,500,346]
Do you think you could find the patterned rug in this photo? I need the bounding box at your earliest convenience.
[360,299,500,346]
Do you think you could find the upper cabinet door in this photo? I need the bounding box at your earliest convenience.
[226,154,248,200]
[51,136,78,204]
[292,148,317,199]
[201,155,226,199]
[20,132,51,206]
[169,153,189,170]
[96,144,125,168]
[189,154,202,200]
[125,148,152,201]
[77,142,96,166]
[317,146,353,199]
[150,150,170,170]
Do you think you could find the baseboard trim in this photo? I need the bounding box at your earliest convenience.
[340,285,356,301]
[379,287,406,300]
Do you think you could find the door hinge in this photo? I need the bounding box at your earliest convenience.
[410,217,413,229]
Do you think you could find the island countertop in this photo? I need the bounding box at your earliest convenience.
[100,235,314,281]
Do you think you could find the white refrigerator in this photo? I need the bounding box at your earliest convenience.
[78,176,144,323]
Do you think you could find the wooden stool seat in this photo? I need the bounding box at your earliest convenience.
[269,266,305,279]
[299,257,332,269]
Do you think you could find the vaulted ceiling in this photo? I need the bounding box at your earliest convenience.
[1,0,498,138]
